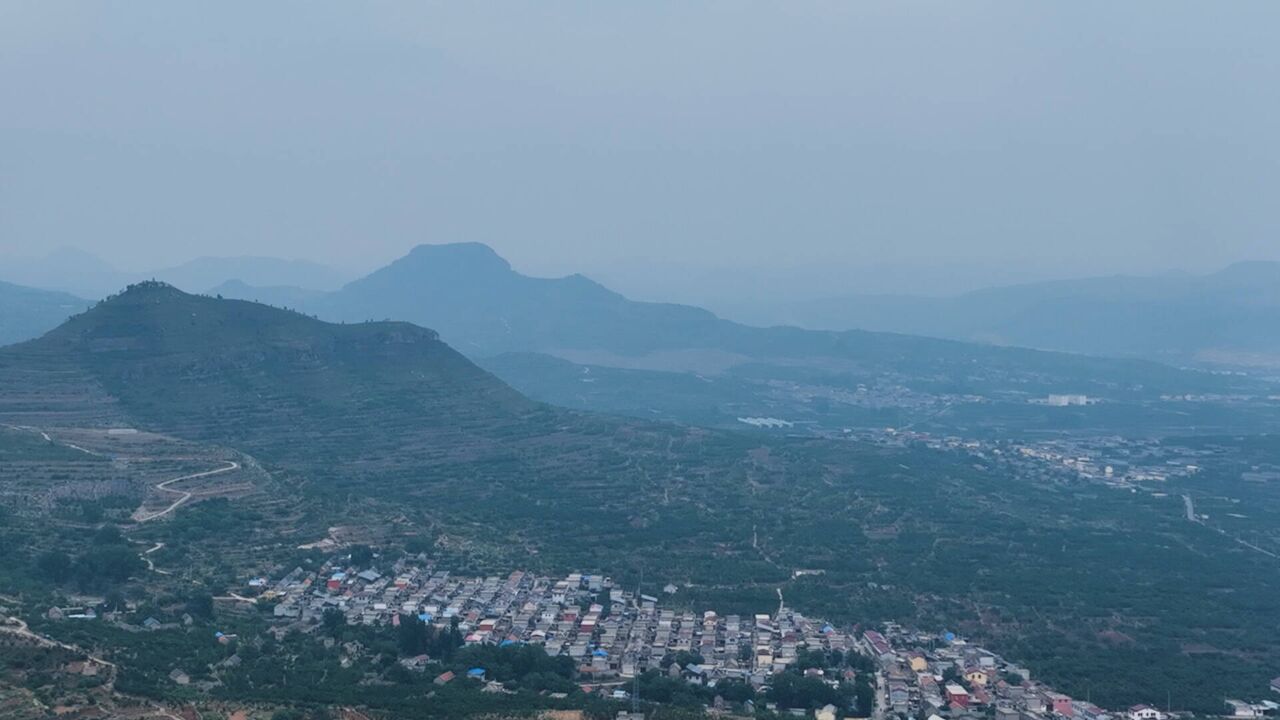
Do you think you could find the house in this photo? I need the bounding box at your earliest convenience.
[1272,676,1280,695]
[467,667,487,681]
[1074,702,1110,720]
[964,668,990,686]
[434,671,456,685]
[888,682,909,705]
[663,584,679,595]
[1128,705,1164,720]
[168,669,190,685]
[142,617,162,631]
[946,684,970,708]
[816,704,838,720]
[907,652,928,673]
[1045,692,1074,717]
[1225,701,1261,720]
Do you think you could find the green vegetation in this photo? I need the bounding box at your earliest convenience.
[2,284,1279,715]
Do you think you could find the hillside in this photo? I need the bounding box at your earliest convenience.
[222,244,1280,436]
[0,281,90,348]
[6,281,534,461]
[3,284,1280,711]
[736,262,1280,368]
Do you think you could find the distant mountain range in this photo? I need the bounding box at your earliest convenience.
[211,243,1279,436]
[6,243,1278,434]
[726,261,1280,368]
[0,281,91,347]
[0,247,351,300]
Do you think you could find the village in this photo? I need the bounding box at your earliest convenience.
[229,556,1280,720]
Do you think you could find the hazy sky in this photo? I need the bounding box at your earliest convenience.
[3,2,1279,299]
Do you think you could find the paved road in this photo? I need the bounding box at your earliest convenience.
[873,671,887,720]
[133,461,240,523]
[3,424,102,456]
[1181,493,1277,559]
[1182,494,1199,523]
[0,615,117,669]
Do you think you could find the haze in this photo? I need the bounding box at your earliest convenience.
[3,2,1279,302]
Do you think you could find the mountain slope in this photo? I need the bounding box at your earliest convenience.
[312,242,729,356]
[6,281,533,461]
[282,243,1278,436]
[740,262,1280,367]
[0,280,91,347]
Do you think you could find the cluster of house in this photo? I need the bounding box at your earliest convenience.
[249,558,1280,718]
[260,556,864,686]
[870,624,1280,720]
[869,624,1113,720]
[875,430,1210,493]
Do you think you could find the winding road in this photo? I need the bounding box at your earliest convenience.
[132,461,240,523]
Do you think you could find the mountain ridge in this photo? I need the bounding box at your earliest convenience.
[730,260,1280,366]
[211,243,1279,436]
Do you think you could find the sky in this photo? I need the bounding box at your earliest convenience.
[2,2,1279,301]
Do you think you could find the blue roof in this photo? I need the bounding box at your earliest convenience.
[467,668,486,676]
[418,612,433,622]
[592,649,609,657]
[500,639,517,647]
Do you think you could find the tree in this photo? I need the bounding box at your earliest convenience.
[73,545,143,589]
[348,545,374,567]
[36,550,72,583]
[322,608,345,637]
[855,674,876,717]
[185,592,214,620]
[103,589,127,612]
[396,614,428,656]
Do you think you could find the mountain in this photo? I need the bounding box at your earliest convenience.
[1,247,351,300]
[2,281,532,458]
[152,256,351,293]
[208,279,327,310]
[4,284,1280,711]
[285,243,1279,436]
[0,247,133,299]
[733,261,1280,368]
[0,280,91,347]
